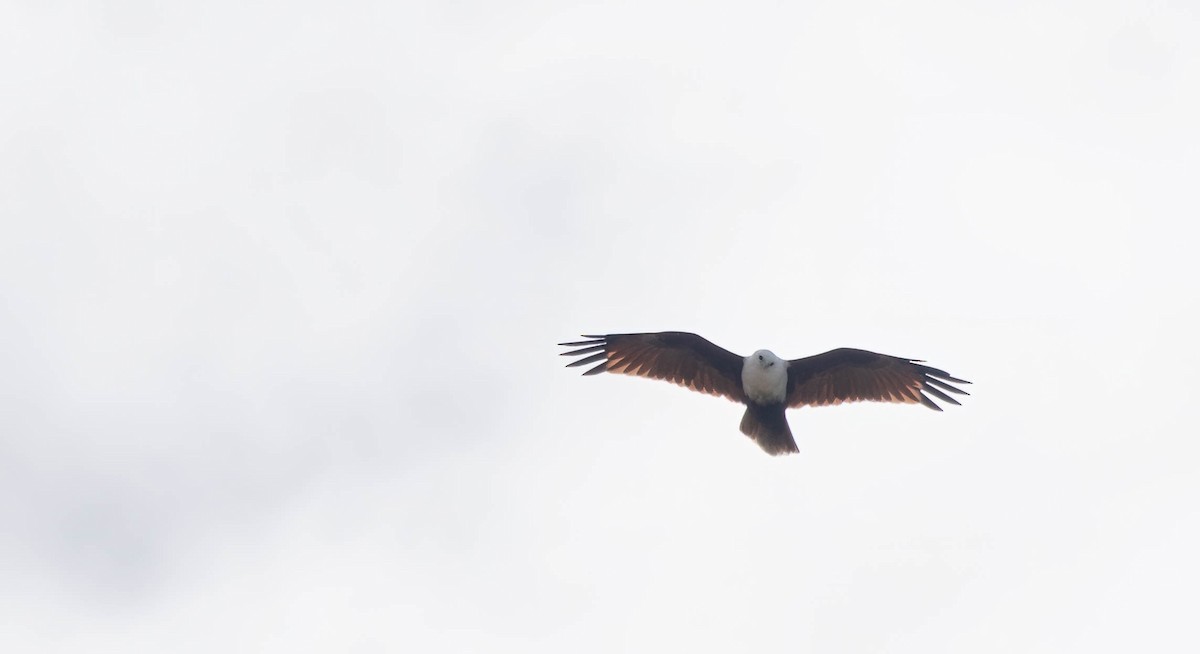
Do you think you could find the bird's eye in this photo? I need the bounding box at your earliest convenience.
[758,355,763,360]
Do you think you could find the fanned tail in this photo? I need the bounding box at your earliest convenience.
[739,404,798,456]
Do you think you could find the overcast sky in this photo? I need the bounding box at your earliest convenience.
[2,1,1198,652]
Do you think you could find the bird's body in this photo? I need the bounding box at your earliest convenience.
[559,331,969,456]
[742,350,788,404]
[738,350,794,454]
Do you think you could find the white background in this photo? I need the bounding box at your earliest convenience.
[2,1,1198,651]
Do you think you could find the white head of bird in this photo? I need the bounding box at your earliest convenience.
[742,349,788,404]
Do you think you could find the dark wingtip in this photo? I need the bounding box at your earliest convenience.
[929,370,971,385]
[922,384,962,406]
[918,392,944,411]
[559,333,608,344]
[560,335,610,374]
[917,363,971,392]
[559,344,605,357]
[565,352,607,369]
[926,377,969,396]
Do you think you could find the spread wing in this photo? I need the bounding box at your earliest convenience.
[559,332,747,403]
[786,348,969,410]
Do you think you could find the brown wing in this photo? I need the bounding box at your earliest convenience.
[786,348,969,410]
[559,332,747,403]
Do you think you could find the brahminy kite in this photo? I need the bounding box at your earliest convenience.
[559,331,969,456]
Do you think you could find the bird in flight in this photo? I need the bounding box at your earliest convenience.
[559,331,969,456]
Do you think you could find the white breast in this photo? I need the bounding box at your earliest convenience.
[741,351,788,405]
